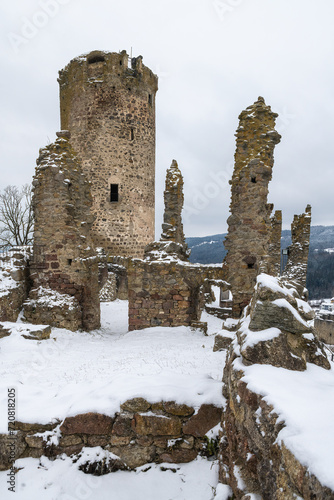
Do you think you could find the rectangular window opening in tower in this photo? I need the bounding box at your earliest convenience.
[110,184,119,203]
[131,128,134,140]
[148,94,152,106]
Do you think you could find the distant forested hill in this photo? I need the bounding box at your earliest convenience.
[186,226,334,299]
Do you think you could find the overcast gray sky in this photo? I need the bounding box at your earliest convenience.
[1,0,334,237]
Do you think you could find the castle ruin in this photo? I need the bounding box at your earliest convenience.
[58,50,158,258]
[1,49,331,500]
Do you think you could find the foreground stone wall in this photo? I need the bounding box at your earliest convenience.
[223,97,281,317]
[24,133,100,331]
[59,50,158,258]
[0,401,221,471]
[0,248,30,322]
[219,274,331,498]
[220,365,333,499]
[128,259,225,330]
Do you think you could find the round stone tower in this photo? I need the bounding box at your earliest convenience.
[58,50,158,258]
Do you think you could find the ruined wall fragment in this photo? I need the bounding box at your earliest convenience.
[283,205,311,288]
[145,160,190,262]
[0,248,31,322]
[128,259,225,331]
[268,209,282,276]
[219,273,331,499]
[223,97,281,317]
[24,132,100,331]
[161,160,187,246]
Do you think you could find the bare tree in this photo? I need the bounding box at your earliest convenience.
[0,184,34,249]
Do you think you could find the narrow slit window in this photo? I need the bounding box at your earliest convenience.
[148,94,152,106]
[131,128,134,140]
[110,184,119,202]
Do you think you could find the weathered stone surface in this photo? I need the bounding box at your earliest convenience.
[109,445,156,469]
[99,272,117,302]
[0,325,11,339]
[87,436,110,448]
[15,421,57,432]
[240,330,327,371]
[241,274,330,371]
[283,205,312,288]
[109,436,131,446]
[59,435,83,447]
[163,402,194,417]
[315,317,334,345]
[179,436,195,449]
[60,413,113,435]
[128,258,225,331]
[112,415,134,437]
[0,249,31,323]
[182,405,222,437]
[219,274,333,498]
[213,334,233,351]
[159,160,190,259]
[22,325,51,340]
[249,300,312,335]
[268,209,282,277]
[120,398,151,413]
[133,414,182,437]
[1,402,223,469]
[220,344,333,499]
[223,97,282,317]
[24,134,100,331]
[160,448,197,464]
[0,433,27,470]
[25,435,44,448]
[59,50,157,258]
[136,436,153,447]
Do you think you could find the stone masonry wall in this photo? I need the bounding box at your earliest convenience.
[24,132,100,331]
[128,259,225,331]
[315,317,334,345]
[0,400,222,471]
[268,209,282,276]
[0,248,31,322]
[283,205,312,288]
[58,50,158,258]
[223,97,281,317]
[219,274,331,499]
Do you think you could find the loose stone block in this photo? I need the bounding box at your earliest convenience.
[182,405,222,437]
[133,414,182,437]
[60,413,114,435]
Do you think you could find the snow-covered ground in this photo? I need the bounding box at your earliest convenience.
[0,299,229,500]
[0,284,334,498]
[0,301,226,429]
[0,454,222,500]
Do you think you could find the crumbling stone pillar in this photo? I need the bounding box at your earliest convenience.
[283,205,311,288]
[161,159,187,246]
[223,97,281,317]
[144,160,190,261]
[268,209,282,276]
[24,132,100,331]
